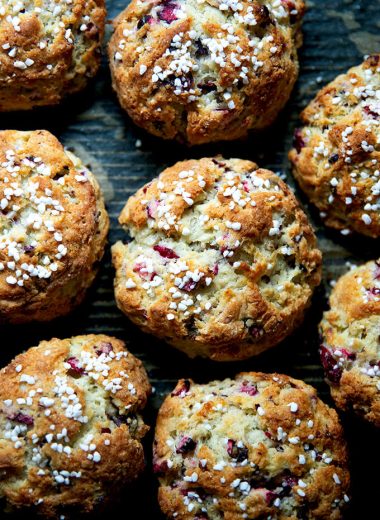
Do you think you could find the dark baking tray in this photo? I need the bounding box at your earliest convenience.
[1,0,379,517]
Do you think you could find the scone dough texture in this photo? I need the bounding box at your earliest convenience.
[112,157,322,361]
[154,373,350,519]
[0,130,109,324]
[0,0,106,111]
[0,334,151,517]
[289,55,380,238]
[108,0,305,144]
[320,260,380,427]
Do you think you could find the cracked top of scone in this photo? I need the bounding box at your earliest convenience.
[108,0,305,144]
[289,54,380,238]
[320,259,380,427]
[154,373,350,520]
[0,334,151,518]
[0,130,109,323]
[0,0,106,111]
[112,157,322,361]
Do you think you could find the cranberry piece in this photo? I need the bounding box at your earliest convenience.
[293,128,306,153]
[158,3,178,24]
[198,81,216,94]
[65,357,85,375]
[320,346,342,384]
[340,348,356,360]
[265,490,277,505]
[363,105,379,119]
[176,436,197,454]
[8,412,34,426]
[133,262,157,281]
[171,379,191,397]
[24,245,35,253]
[153,244,179,259]
[375,261,380,280]
[242,180,250,192]
[195,39,208,57]
[101,427,111,434]
[282,475,297,489]
[147,199,159,219]
[153,460,169,474]
[212,264,219,275]
[240,381,258,396]
[226,439,248,462]
[137,15,153,29]
[95,342,113,356]
[181,280,198,292]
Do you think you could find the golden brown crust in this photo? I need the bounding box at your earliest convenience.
[319,259,380,427]
[108,0,305,145]
[289,55,380,238]
[154,373,350,519]
[0,334,151,517]
[0,130,109,324]
[112,157,322,361]
[0,0,106,111]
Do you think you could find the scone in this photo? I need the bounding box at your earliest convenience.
[289,55,380,238]
[0,334,151,517]
[0,130,109,324]
[108,0,305,145]
[320,260,380,427]
[112,157,322,361]
[0,0,106,111]
[154,373,350,519]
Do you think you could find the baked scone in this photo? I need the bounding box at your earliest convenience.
[0,334,151,517]
[289,55,380,238]
[0,130,109,324]
[108,0,305,145]
[320,260,380,427]
[112,157,322,361]
[154,373,350,519]
[0,0,106,111]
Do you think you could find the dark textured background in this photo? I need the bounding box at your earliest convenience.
[1,0,379,517]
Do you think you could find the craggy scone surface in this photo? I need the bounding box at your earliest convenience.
[0,334,151,517]
[289,55,380,238]
[0,130,109,323]
[108,0,305,144]
[112,157,322,361]
[154,373,350,519]
[0,0,106,111]
[320,259,380,427]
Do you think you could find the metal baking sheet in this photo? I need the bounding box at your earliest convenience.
[1,0,379,517]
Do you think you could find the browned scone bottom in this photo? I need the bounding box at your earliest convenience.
[320,259,380,427]
[0,130,109,324]
[154,373,350,519]
[0,334,151,517]
[112,157,322,361]
[108,0,305,144]
[289,54,380,238]
[0,0,106,111]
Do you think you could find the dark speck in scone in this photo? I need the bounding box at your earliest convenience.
[112,157,322,361]
[0,334,151,518]
[108,0,305,144]
[154,373,350,519]
[320,259,380,427]
[289,55,380,238]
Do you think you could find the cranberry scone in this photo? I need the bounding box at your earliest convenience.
[320,259,380,427]
[112,157,322,361]
[0,0,106,111]
[289,55,380,238]
[0,130,109,323]
[154,373,350,519]
[0,334,151,517]
[108,0,305,144]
